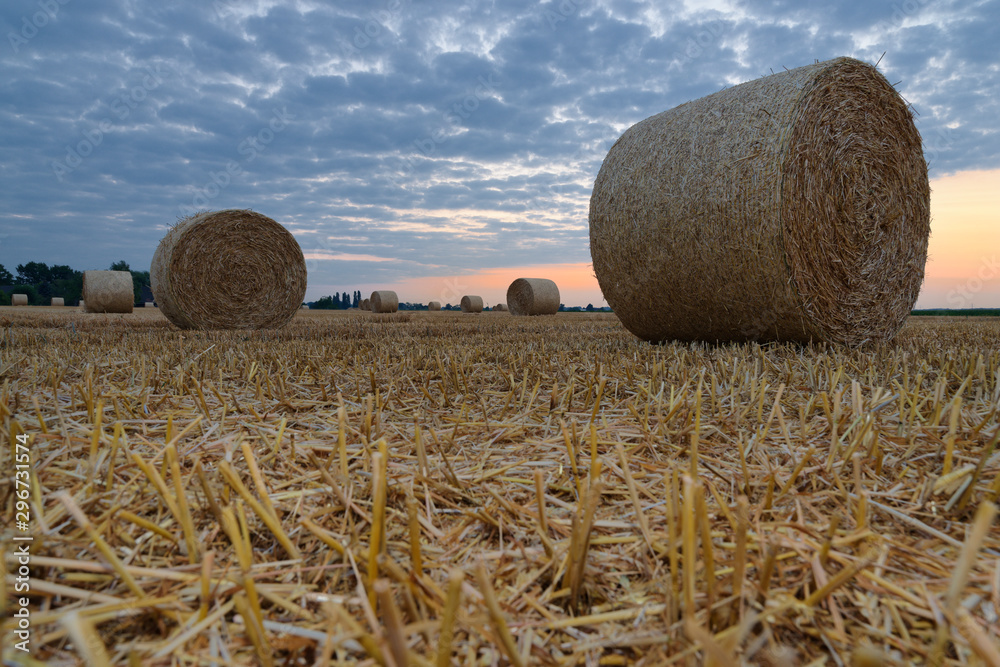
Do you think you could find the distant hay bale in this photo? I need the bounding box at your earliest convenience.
[361,298,371,311]
[151,209,307,330]
[493,303,507,312]
[428,301,441,311]
[370,290,399,313]
[12,294,27,306]
[83,271,134,313]
[51,297,65,307]
[507,278,560,316]
[460,295,483,313]
[589,56,929,345]
[78,300,85,309]
[145,302,156,308]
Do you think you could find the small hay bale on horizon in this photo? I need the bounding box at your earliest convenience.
[371,290,399,313]
[361,298,371,311]
[151,209,307,330]
[493,303,507,312]
[428,301,441,311]
[589,56,929,346]
[144,302,156,308]
[12,294,28,306]
[507,278,560,316]
[83,271,134,313]
[78,300,85,309]
[461,295,484,313]
[50,297,65,307]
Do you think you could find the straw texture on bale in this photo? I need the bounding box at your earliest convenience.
[370,290,399,313]
[82,270,134,313]
[151,210,306,330]
[428,301,441,311]
[461,295,483,313]
[507,278,560,316]
[50,297,65,307]
[589,57,930,345]
[12,294,27,306]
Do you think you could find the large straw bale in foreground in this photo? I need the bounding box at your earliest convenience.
[83,271,134,313]
[428,301,441,311]
[370,290,399,313]
[589,57,929,345]
[12,294,27,306]
[50,297,65,307]
[507,278,560,316]
[461,295,483,313]
[151,210,306,330]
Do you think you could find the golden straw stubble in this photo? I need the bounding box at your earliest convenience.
[150,209,307,329]
[589,56,929,345]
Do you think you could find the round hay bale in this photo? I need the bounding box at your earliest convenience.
[78,300,85,309]
[12,294,28,306]
[150,210,307,330]
[460,295,483,313]
[589,56,929,345]
[144,302,156,308]
[361,298,371,311]
[370,290,399,313]
[51,297,65,307]
[507,278,560,316]
[428,301,441,311]
[493,303,507,312]
[83,271,134,313]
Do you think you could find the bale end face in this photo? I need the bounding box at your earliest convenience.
[150,209,306,330]
[507,278,560,316]
[428,301,442,311]
[460,295,483,313]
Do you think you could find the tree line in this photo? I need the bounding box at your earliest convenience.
[0,261,150,306]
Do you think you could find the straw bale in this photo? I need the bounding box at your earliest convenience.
[78,300,84,309]
[361,298,371,311]
[150,209,307,330]
[12,293,27,306]
[50,297,65,307]
[82,270,134,313]
[461,295,483,313]
[589,56,930,345]
[144,302,155,308]
[370,290,399,313]
[428,301,441,311]
[493,303,507,312]
[507,278,560,316]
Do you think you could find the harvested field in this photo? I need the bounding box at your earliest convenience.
[1,309,998,666]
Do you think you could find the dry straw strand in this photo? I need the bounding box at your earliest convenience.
[460,295,483,313]
[370,290,399,313]
[150,209,306,329]
[589,56,929,345]
[82,270,134,313]
[507,278,560,316]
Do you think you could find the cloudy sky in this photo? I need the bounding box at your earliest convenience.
[1,0,997,308]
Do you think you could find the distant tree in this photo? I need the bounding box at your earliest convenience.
[0,291,9,306]
[586,303,594,312]
[558,303,566,312]
[353,290,361,308]
[341,292,350,309]
[0,264,14,284]
[109,260,130,271]
[312,295,340,310]
[16,261,50,285]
